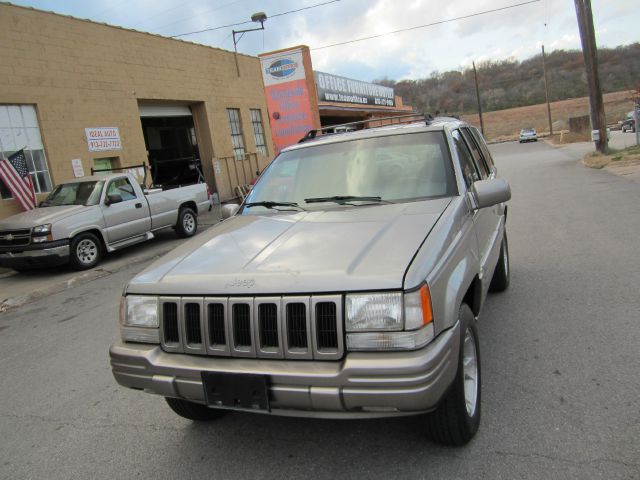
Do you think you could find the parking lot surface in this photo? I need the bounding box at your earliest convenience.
[1,140,639,479]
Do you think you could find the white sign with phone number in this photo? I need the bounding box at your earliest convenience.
[85,127,122,152]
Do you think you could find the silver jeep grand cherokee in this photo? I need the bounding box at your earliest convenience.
[109,115,511,446]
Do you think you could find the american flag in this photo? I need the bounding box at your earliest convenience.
[0,150,37,211]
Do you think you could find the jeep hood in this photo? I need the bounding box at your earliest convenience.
[128,198,452,295]
[0,205,87,229]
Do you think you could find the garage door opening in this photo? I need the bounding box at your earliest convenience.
[139,103,203,188]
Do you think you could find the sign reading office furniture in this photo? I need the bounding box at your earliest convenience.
[314,71,395,107]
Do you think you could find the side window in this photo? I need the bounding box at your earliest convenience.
[469,127,495,171]
[226,108,246,160]
[451,130,480,189]
[460,128,489,179]
[107,178,137,201]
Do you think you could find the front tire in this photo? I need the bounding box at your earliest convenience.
[176,207,197,238]
[426,304,481,446]
[165,397,228,421]
[69,232,102,270]
[489,231,510,292]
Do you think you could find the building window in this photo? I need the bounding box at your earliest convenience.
[250,109,268,156]
[0,105,53,199]
[226,108,245,160]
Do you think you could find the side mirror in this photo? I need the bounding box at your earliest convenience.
[105,193,123,206]
[471,178,511,209]
[221,203,240,219]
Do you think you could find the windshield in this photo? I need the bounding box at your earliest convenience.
[40,181,104,207]
[244,132,456,212]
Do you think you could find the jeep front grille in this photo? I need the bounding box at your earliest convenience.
[162,302,179,344]
[286,303,308,349]
[316,302,338,350]
[158,295,344,360]
[232,304,252,347]
[207,303,226,346]
[258,304,279,348]
[184,302,202,345]
[0,228,32,247]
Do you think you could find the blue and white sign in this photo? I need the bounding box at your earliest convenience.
[265,59,298,79]
[260,49,306,86]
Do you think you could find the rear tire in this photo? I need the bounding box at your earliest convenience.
[489,231,510,293]
[426,304,481,446]
[69,232,102,270]
[176,207,197,238]
[165,397,228,421]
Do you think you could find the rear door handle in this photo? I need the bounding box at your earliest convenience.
[135,203,142,208]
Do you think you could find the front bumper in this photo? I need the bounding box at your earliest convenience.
[109,321,460,418]
[0,240,69,269]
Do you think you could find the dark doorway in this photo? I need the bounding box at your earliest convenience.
[141,116,202,187]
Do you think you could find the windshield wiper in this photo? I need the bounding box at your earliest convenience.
[244,201,306,211]
[304,195,392,204]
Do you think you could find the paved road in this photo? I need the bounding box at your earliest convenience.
[1,140,639,479]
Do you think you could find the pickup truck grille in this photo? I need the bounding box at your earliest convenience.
[0,228,31,247]
[159,295,344,360]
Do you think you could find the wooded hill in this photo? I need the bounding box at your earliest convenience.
[377,43,640,115]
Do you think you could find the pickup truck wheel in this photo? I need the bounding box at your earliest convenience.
[165,397,228,421]
[176,208,197,238]
[489,231,510,292]
[426,303,481,446]
[69,233,102,270]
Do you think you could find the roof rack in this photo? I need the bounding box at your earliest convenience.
[298,112,434,143]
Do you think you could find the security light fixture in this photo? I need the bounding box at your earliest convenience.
[233,12,268,76]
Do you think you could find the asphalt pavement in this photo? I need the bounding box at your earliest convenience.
[1,140,639,479]
[0,206,222,312]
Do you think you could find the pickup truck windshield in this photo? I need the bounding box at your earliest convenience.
[245,132,456,211]
[40,180,105,207]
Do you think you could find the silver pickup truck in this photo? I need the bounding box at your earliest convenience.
[109,116,511,445]
[0,173,211,270]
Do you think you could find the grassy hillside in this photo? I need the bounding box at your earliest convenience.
[461,90,635,141]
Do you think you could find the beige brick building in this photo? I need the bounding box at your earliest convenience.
[0,3,274,220]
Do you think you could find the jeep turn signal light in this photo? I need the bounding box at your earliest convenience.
[403,283,434,330]
[420,284,433,326]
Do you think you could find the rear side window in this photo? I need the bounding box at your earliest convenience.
[460,128,489,179]
[452,130,480,189]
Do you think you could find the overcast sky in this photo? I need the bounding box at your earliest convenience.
[7,0,639,81]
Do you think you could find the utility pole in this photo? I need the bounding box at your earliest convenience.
[472,61,485,136]
[541,45,553,137]
[574,0,607,153]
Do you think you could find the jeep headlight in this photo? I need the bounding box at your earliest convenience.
[122,295,159,327]
[119,295,160,344]
[345,285,435,351]
[345,292,403,331]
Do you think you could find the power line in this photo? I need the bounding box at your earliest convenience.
[311,0,541,51]
[171,0,341,38]
[153,0,247,33]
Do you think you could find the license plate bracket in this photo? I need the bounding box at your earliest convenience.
[201,372,270,411]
